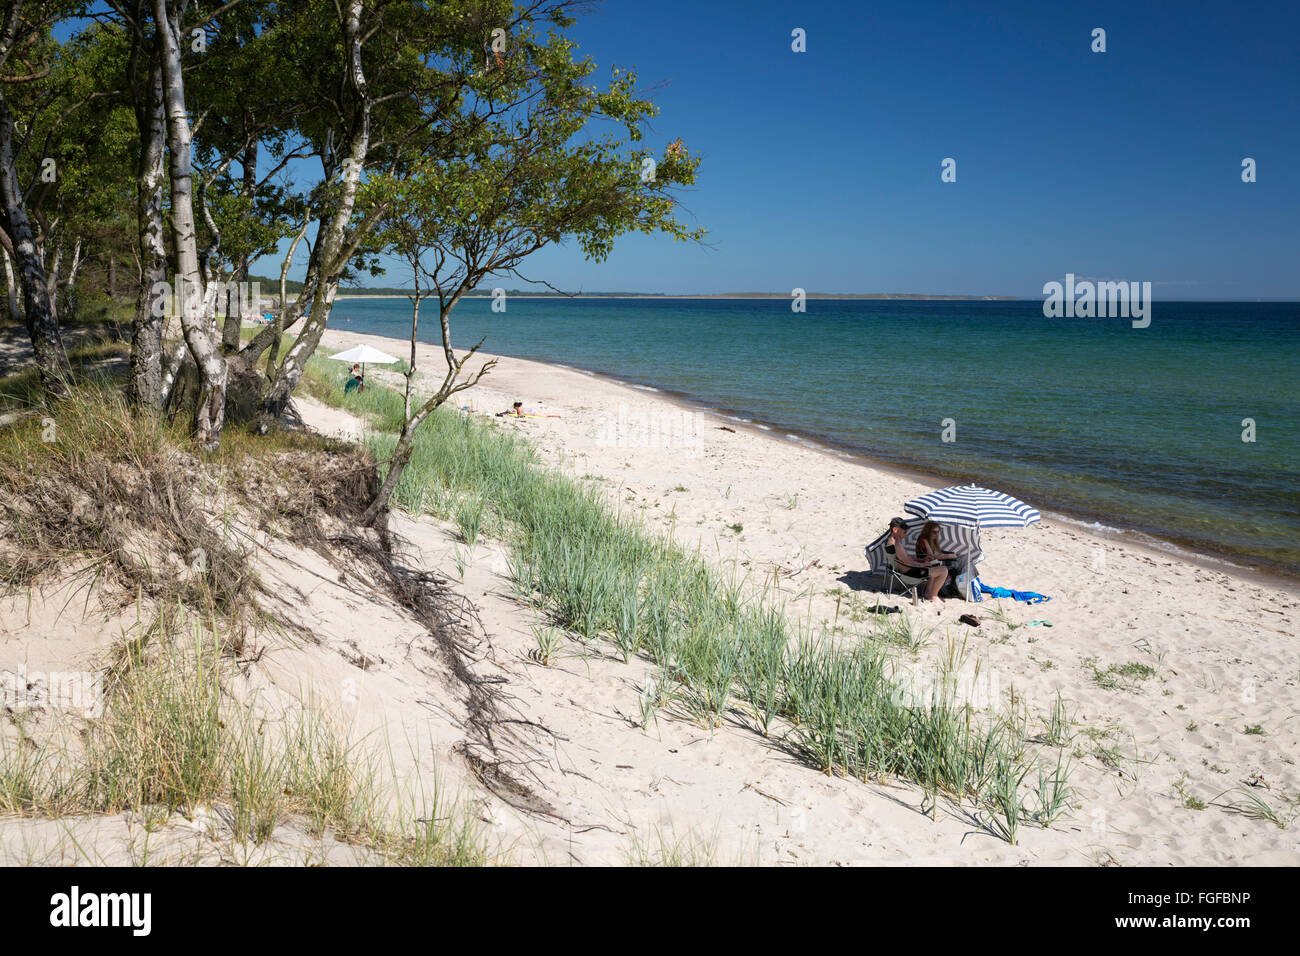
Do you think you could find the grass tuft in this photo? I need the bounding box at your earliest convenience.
[0,614,488,864]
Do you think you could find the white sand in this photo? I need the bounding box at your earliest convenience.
[297,326,1300,864]
[3,324,1297,865]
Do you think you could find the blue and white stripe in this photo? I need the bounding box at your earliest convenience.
[903,484,1041,529]
[865,518,985,574]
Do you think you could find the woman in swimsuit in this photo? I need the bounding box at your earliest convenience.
[915,521,957,565]
[885,517,948,602]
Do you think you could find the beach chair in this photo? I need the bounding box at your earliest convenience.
[883,551,927,606]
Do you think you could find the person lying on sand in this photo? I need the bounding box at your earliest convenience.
[496,400,561,419]
[885,517,948,602]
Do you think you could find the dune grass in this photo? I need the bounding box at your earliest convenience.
[0,611,487,865]
[0,343,1076,850]
[0,339,130,413]
[0,379,374,645]
[303,359,1073,836]
[0,370,486,864]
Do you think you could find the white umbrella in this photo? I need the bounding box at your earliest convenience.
[328,345,398,380]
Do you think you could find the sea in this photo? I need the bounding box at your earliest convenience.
[327,297,1300,578]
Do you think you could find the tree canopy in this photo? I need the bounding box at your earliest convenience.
[0,0,704,456]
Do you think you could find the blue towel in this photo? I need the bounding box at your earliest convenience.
[977,580,1051,604]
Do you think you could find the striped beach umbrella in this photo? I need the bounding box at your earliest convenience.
[865,517,985,574]
[903,484,1041,529]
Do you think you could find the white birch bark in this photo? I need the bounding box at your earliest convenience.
[153,0,227,449]
[0,91,68,395]
[260,0,369,426]
[1,246,19,322]
[129,57,169,411]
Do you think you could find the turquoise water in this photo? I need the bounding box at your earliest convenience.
[328,298,1300,576]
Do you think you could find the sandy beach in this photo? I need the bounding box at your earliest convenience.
[5,0,1298,927]
[286,324,1300,865]
[3,324,1298,867]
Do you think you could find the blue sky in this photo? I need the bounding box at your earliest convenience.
[244,1,1292,297]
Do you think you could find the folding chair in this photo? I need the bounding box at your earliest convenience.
[884,551,928,607]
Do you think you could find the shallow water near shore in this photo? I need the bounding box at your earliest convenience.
[327,297,1300,576]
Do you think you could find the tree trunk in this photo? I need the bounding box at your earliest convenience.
[361,292,422,526]
[47,240,62,326]
[259,0,370,429]
[158,337,187,406]
[260,268,342,426]
[362,416,417,526]
[60,237,82,323]
[361,297,493,526]
[1,246,20,322]
[153,0,227,450]
[263,212,311,380]
[222,141,258,353]
[0,92,69,397]
[252,261,314,374]
[128,58,169,412]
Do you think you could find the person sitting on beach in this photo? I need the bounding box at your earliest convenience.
[345,364,365,394]
[885,517,948,602]
[915,521,958,565]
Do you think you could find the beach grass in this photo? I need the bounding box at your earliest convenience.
[623,822,724,866]
[0,339,130,413]
[0,610,488,864]
[302,358,1072,833]
[0,370,488,864]
[0,350,1077,848]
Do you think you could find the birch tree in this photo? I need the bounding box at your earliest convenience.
[109,0,171,410]
[150,0,227,448]
[255,0,372,428]
[0,0,78,398]
[247,0,583,427]
[358,46,703,524]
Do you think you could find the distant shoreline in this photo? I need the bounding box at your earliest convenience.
[328,294,1300,302]
[333,293,1021,301]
